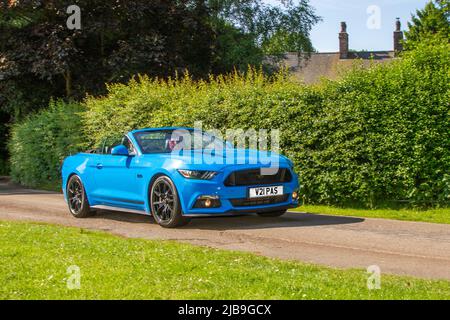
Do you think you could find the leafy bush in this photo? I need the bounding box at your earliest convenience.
[0,159,9,176]
[8,100,86,189]
[83,69,320,143]
[304,40,450,206]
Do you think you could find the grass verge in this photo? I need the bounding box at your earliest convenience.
[292,205,450,224]
[0,220,449,299]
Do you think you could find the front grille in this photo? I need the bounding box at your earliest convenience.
[224,168,292,186]
[230,194,289,207]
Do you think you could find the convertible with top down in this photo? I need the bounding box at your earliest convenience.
[61,127,300,228]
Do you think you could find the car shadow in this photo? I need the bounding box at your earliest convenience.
[94,210,154,224]
[94,210,364,230]
[184,211,364,230]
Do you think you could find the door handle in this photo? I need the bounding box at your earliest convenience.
[96,163,103,169]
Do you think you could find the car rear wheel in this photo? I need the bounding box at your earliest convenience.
[257,210,286,217]
[66,175,94,218]
[150,175,190,228]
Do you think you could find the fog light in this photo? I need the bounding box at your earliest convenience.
[292,191,299,200]
[193,196,221,209]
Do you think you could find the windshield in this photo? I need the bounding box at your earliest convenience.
[133,129,226,154]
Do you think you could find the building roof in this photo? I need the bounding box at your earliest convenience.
[281,19,403,84]
[283,51,396,84]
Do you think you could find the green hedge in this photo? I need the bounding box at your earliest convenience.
[305,41,450,206]
[8,100,86,189]
[8,40,450,206]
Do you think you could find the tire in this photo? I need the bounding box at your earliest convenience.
[150,175,190,228]
[257,210,287,218]
[66,175,94,218]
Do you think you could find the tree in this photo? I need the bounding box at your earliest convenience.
[404,0,450,49]
[0,0,214,106]
[208,0,321,72]
[210,20,264,74]
[0,0,214,173]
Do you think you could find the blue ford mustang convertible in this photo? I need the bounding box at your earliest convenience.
[62,127,299,228]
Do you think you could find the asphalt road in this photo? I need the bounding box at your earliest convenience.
[1,178,449,280]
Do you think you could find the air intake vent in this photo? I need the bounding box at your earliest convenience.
[230,195,289,207]
[224,169,292,186]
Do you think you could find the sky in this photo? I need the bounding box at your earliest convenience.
[268,0,430,52]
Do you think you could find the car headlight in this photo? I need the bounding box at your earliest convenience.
[178,170,217,180]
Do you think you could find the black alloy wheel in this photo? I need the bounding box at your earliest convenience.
[67,175,93,218]
[150,175,190,228]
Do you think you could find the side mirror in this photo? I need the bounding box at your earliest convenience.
[111,145,129,156]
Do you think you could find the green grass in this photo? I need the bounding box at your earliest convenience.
[293,205,450,224]
[0,221,449,300]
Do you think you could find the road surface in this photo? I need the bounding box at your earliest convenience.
[1,178,449,280]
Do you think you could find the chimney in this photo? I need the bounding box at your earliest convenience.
[394,18,404,56]
[339,22,349,59]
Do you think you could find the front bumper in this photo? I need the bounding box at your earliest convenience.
[176,167,300,216]
[183,205,299,217]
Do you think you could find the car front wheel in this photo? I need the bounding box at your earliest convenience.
[66,175,94,218]
[150,175,190,228]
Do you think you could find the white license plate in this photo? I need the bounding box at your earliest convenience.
[248,186,284,198]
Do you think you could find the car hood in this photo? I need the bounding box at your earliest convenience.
[141,148,291,171]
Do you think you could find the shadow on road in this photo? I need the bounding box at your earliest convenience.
[95,210,154,224]
[185,212,364,230]
[94,210,364,230]
[0,179,59,195]
[0,190,59,195]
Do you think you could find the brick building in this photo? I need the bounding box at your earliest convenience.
[282,19,404,84]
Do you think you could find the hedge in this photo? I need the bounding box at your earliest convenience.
[302,42,450,207]
[8,100,86,189]
[8,40,450,206]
